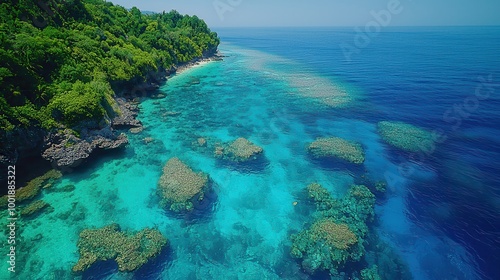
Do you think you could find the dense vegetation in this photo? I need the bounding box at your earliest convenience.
[0,0,219,131]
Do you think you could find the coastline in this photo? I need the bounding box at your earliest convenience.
[0,52,223,195]
[168,52,223,78]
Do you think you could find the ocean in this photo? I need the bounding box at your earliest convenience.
[2,26,499,279]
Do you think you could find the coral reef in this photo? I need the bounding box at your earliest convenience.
[377,121,435,153]
[72,224,167,273]
[306,183,337,210]
[308,137,365,164]
[157,157,209,212]
[0,169,62,208]
[310,219,358,250]
[215,137,263,162]
[20,200,50,217]
[291,218,362,274]
[328,185,376,237]
[361,265,382,280]
[291,183,376,274]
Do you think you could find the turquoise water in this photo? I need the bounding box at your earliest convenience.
[2,27,500,279]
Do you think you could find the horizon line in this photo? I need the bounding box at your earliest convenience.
[210,24,500,29]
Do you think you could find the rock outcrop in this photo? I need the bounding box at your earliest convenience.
[111,98,142,128]
[42,127,128,169]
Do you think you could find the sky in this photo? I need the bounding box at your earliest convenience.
[110,0,500,28]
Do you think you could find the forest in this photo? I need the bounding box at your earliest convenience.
[0,0,220,131]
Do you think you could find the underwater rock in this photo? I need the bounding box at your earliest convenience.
[157,157,209,212]
[163,111,181,117]
[377,121,435,153]
[0,169,62,208]
[197,137,207,147]
[308,137,365,164]
[20,200,50,217]
[214,146,224,156]
[374,181,387,193]
[129,127,144,134]
[143,137,155,144]
[215,137,263,162]
[72,224,167,273]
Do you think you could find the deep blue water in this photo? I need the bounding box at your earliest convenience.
[216,26,500,279]
[2,27,499,280]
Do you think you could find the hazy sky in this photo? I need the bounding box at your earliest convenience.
[110,0,500,27]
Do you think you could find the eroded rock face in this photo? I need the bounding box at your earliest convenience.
[158,157,209,212]
[42,128,128,169]
[73,224,167,273]
[112,98,142,128]
[307,137,365,164]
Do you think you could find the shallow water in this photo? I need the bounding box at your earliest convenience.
[2,27,499,279]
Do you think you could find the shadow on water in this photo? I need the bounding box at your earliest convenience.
[157,180,219,224]
[307,154,364,175]
[80,241,174,280]
[134,245,174,280]
[186,184,219,222]
[81,259,119,280]
[65,147,128,180]
[214,154,270,174]
[1,155,53,195]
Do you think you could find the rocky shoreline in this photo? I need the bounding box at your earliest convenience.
[0,52,223,187]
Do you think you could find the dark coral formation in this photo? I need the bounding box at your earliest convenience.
[214,137,263,162]
[308,137,365,164]
[72,224,167,273]
[291,183,376,274]
[20,200,50,217]
[377,121,435,153]
[306,183,337,210]
[361,265,382,280]
[0,169,62,208]
[158,157,209,212]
